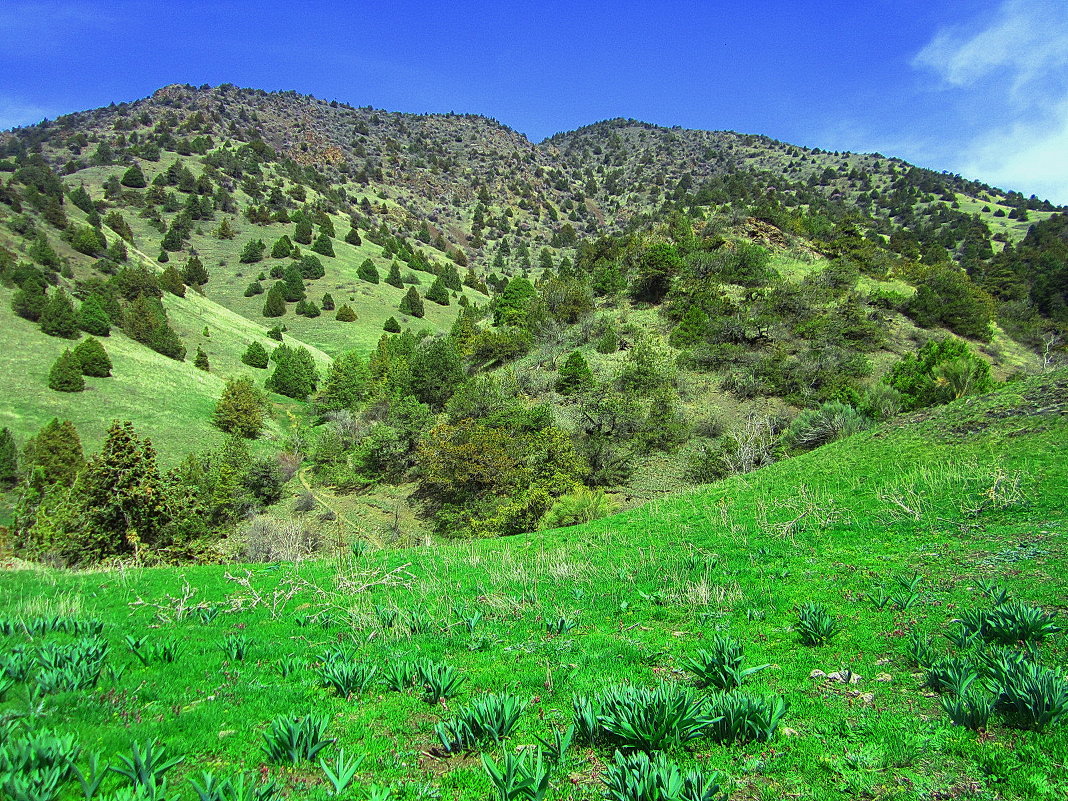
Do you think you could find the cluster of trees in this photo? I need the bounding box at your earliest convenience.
[8,418,287,565]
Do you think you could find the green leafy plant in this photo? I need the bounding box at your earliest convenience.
[275,655,301,678]
[417,661,466,704]
[318,750,364,796]
[682,635,769,691]
[940,690,995,731]
[220,635,250,661]
[481,748,550,801]
[382,660,419,693]
[795,603,839,646]
[602,750,726,801]
[596,683,716,751]
[261,715,334,764]
[705,693,787,744]
[110,740,184,788]
[994,661,1068,731]
[925,656,979,695]
[544,617,577,636]
[434,694,524,753]
[316,661,378,698]
[189,772,279,801]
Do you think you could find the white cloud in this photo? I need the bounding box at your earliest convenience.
[912,0,1068,203]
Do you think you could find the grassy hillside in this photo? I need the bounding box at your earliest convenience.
[2,370,1065,799]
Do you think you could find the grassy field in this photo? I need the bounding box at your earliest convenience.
[1,370,1065,800]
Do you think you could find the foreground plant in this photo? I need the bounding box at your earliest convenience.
[602,750,726,801]
[111,740,184,789]
[595,683,717,751]
[318,750,364,796]
[261,715,334,764]
[705,693,787,744]
[481,748,550,801]
[795,603,839,646]
[682,635,769,691]
[434,694,524,753]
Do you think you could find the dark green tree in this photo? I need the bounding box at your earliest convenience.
[316,352,368,414]
[281,266,306,302]
[159,265,186,297]
[73,337,112,377]
[399,286,425,318]
[78,295,111,337]
[321,292,335,311]
[262,282,287,317]
[344,225,362,246]
[244,280,264,297]
[0,428,17,487]
[555,351,594,394]
[122,295,186,360]
[668,306,710,349]
[182,255,209,288]
[239,238,266,264]
[385,261,404,288]
[70,225,107,257]
[23,418,83,487]
[39,289,80,338]
[335,304,357,322]
[194,346,210,371]
[358,258,380,284]
[120,164,147,188]
[12,280,48,323]
[49,349,85,392]
[293,218,313,245]
[409,337,465,408]
[214,377,268,438]
[265,346,318,400]
[311,233,335,257]
[271,235,294,258]
[241,340,270,368]
[425,275,450,306]
[383,316,401,333]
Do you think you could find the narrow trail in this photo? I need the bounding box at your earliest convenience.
[297,466,367,543]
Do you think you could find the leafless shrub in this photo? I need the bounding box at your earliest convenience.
[239,516,322,563]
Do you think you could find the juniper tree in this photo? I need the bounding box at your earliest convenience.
[385,261,404,288]
[262,282,287,317]
[214,377,268,438]
[159,265,186,297]
[399,286,425,318]
[22,418,83,487]
[194,346,210,371]
[0,428,18,487]
[321,292,335,311]
[335,304,357,322]
[241,340,270,368]
[48,349,85,392]
[73,337,112,377]
[358,258,380,284]
[39,289,79,338]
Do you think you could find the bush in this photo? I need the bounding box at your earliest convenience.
[795,602,838,646]
[781,401,870,452]
[540,487,613,529]
[885,338,994,410]
[602,751,726,801]
[335,304,357,322]
[72,337,112,377]
[214,377,268,438]
[242,341,270,368]
[239,516,321,562]
[683,634,769,691]
[48,349,84,392]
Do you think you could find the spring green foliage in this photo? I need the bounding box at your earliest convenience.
[213,378,267,438]
[0,427,18,487]
[22,417,84,487]
[399,286,424,318]
[265,345,318,400]
[554,350,594,394]
[885,338,994,410]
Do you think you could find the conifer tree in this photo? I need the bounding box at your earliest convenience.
[335,304,357,322]
[40,289,80,338]
[182,255,209,288]
[0,427,17,487]
[555,350,594,395]
[213,377,268,438]
[304,300,321,318]
[244,281,264,297]
[262,283,287,317]
[385,261,404,288]
[23,418,83,487]
[271,235,293,258]
[357,258,380,284]
[241,340,270,368]
[239,238,266,264]
[399,286,425,318]
[73,337,112,377]
[121,163,147,188]
[321,292,335,311]
[425,275,451,306]
[311,233,335,257]
[194,346,210,371]
[282,266,306,302]
[215,217,236,239]
[49,349,85,392]
[78,295,111,336]
[293,218,313,245]
[344,225,362,246]
[265,346,317,400]
[383,316,401,333]
[668,306,710,349]
[159,265,186,297]
[316,352,368,414]
[12,280,48,322]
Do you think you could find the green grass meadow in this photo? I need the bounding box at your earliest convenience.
[2,371,1066,800]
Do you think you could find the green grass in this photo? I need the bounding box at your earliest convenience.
[2,371,1066,799]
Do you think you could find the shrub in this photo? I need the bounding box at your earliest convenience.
[683,635,770,690]
[73,337,112,377]
[335,304,357,322]
[213,378,268,438]
[595,683,714,751]
[48,349,84,392]
[316,660,378,698]
[995,660,1068,731]
[795,602,839,646]
[602,750,726,801]
[782,401,870,452]
[481,749,550,801]
[540,487,613,529]
[262,715,333,764]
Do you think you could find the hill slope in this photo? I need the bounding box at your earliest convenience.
[1,369,1065,798]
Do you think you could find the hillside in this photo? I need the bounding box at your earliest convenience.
[1,369,1065,799]
[0,83,1065,546]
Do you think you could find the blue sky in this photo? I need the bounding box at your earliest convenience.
[1,0,1066,202]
